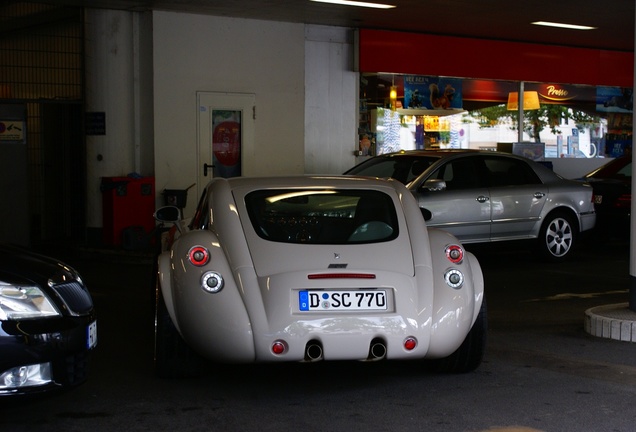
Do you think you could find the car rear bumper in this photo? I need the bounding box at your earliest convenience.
[579,211,597,232]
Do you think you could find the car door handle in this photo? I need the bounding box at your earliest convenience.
[533,192,546,199]
[476,195,489,203]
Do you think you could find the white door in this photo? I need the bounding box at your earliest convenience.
[197,91,255,194]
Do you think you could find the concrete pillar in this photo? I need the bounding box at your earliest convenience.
[630,4,636,311]
[84,9,137,241]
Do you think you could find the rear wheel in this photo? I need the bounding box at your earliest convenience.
[433,299,487,373]
[538,211,576,262]
[154,283,201,378]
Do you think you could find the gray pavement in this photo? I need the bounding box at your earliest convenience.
[2,236,635,432]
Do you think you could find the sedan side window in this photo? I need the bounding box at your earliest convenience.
[485,157,541,187]
[429,158,483,190]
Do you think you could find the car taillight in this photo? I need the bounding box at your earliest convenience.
[444,269,464,288]
[615,194,631,208]
[271,340,287,355]
[404,337,417,351]
[201,271,224,293]
[188,246,210,266]
[445,244,464,264]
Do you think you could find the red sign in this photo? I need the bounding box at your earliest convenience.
[213,121,240,166]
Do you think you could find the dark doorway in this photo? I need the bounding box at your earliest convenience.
[33,102,85,246]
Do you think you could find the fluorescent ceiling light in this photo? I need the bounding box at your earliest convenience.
[532,21,597,30]
[311,0,396,9]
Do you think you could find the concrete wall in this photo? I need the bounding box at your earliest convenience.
[84,11,359,228]
[152,12,306,216]
[304,26,358,174]
[84,9,155,232]
[85,9,137,228]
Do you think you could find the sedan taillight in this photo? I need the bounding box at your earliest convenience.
[615,194,631,209]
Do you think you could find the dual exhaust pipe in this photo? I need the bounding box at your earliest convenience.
[304,338,387,362]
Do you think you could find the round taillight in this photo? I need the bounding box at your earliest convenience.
[445,244,464,264]
[201,271,224,293]
[404,337,417,351]
[272,340,287,355]
[188,246,209,266]
[444,269,464,288]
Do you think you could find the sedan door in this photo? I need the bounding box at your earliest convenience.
[484,156,548,240]
[414,156,491,242]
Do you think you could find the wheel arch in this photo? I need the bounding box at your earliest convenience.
[426,227,484,358]
[543,205,581,233]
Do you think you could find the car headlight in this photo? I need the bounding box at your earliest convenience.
[0,362,52,389]
[0,282,61,320]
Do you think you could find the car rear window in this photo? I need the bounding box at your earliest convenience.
[245,189,399,244]
[589,158,631,180]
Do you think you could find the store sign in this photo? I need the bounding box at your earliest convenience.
[403,76,463,110]
[0,120,24,142]
[531,83,595,105]
[537,84,576,102]
[423,116,450,132]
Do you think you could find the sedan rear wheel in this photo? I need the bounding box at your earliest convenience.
[538,211,576,262]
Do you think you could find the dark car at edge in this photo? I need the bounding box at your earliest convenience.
[0,244,97,397]
[582,155,632,239]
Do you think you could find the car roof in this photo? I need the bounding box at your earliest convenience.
[366,149,552,164]
[207,175,407,191]
[350,149,563,184]
[356,149,557,171]
[584,155,632,179]
[372,149,482,158]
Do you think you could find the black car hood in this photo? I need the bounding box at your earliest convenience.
[0,243,73,287]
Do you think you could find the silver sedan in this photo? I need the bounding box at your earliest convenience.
[345,150,596,262]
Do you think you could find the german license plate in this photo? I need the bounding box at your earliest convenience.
[87,321,97,349]
[299,290,387,311]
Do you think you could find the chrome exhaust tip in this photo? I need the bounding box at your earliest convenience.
[368,339,387,360]
[304,342,323,362]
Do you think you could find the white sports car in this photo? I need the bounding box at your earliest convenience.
[154,176,486,377]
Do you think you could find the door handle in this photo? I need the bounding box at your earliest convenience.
[203,163,215,177]
[476,195,489,203]
[533,192,546,199]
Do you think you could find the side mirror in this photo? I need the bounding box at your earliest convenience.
[154,206,181,223]
[422,178,447,192]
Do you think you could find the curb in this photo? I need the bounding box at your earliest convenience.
[584,303,636,342]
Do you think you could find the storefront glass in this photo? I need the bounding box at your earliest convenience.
[359,73,633,160]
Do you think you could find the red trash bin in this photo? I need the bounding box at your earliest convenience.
[101,176,155,246]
